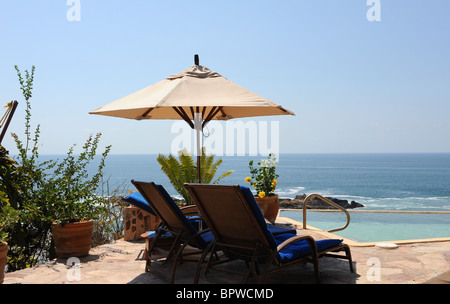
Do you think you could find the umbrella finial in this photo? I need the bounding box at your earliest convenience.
[194,54,199,66]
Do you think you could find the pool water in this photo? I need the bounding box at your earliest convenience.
[280,210,450,243]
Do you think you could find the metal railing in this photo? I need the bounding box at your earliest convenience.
[302,194,351,233]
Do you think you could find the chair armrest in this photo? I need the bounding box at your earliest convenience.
[276,235,318,254]
[180,205,198,215]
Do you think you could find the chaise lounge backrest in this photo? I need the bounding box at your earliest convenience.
[124,191,156,215]
[185,184,278,259]
[131,180,207,248]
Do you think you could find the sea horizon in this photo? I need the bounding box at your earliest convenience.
[27,152,450,212]
[31,152,450,156]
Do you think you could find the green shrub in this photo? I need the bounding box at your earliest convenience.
[0,66,113,270]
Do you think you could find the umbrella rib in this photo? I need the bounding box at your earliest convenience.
[173,106,194,129]
[219,108,227,118]
[142,107,154,118]
[202,106,217,126]
[201,106,206,119]
[202,106,223,129]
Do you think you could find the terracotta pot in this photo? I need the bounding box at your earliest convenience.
[51,220,93,258]
[0,242,8,284]
[254,194,279,225]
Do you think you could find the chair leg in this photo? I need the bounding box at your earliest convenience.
[313,258,320,284]
[162,232,182,266]
[243,246,262,284]
[169,233,188,284]
[194,241,215,284]
[145,230,163,272]
[259,259,274,284]
[343,244,354,273]
[145,254,151,272]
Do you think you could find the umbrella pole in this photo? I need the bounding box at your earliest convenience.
[194,55,201,183]
[194,112,202,183]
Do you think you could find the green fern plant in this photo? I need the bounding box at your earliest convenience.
[157,147,234,204]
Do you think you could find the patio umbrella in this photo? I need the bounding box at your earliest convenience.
[89,55,295,182]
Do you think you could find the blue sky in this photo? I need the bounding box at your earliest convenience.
[1,1,449,154]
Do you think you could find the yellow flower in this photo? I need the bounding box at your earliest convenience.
[245,177,251,183]
[258,191,266,198]
[272,179,277,186]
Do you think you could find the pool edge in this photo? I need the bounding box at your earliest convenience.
[277,216,450,247]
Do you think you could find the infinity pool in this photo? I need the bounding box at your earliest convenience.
[280,210,450,243]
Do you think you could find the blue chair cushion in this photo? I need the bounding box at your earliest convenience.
[238,186,281,249]
[267,224,296,236]
[143,229,214,246]
[274,233,343,263]
[125,192,156,215]
[198,230,215,245]
[142,230,173,238]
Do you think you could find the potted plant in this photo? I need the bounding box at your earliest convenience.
[0,205,18,284]
[49,134,111,258]
[0,235,7,284]
[4,66,112,266]
[245,153,280,224]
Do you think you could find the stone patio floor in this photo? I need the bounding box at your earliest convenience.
[3,219,450,285]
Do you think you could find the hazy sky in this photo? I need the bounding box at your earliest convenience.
[1,1,449,155]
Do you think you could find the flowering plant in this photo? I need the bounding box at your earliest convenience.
[245,153,279,198]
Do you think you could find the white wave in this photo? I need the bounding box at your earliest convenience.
[276,186,305,197]
[330,194,374,200]
[373,196,450,201]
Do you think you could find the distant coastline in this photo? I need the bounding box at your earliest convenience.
[279,194,365,210]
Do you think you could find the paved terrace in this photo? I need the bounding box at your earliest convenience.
[4,217,450,285]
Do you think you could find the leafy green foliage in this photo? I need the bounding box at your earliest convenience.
[157,147,234,204]
[45,133,111,225]
[0,66,112,271]
[0,145,20,245]
[0,203,19,244]
[91,179,127,247]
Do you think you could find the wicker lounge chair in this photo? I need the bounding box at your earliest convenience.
[125,183,297,238]
[130,180,215,283]
[124,188,200,226]
[185,183,354,284]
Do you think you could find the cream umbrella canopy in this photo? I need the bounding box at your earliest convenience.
[89,55,295,182]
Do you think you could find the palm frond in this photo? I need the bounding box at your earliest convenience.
[157,147,233,205]
[212,169,235,184]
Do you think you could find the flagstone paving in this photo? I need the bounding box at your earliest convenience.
[4,225,449,285]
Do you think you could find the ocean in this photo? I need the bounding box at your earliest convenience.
[87,153,450,212]
[36,152,450,242]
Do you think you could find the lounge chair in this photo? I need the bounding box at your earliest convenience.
[125,184,297,238]
[124,190,201,259]
[124,189,200,226]
[185,183,354,284]
[130,180,214,283]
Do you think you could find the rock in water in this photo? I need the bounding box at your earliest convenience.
[279,194,364,209]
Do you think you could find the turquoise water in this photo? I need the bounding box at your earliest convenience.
[281,210,450,242]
